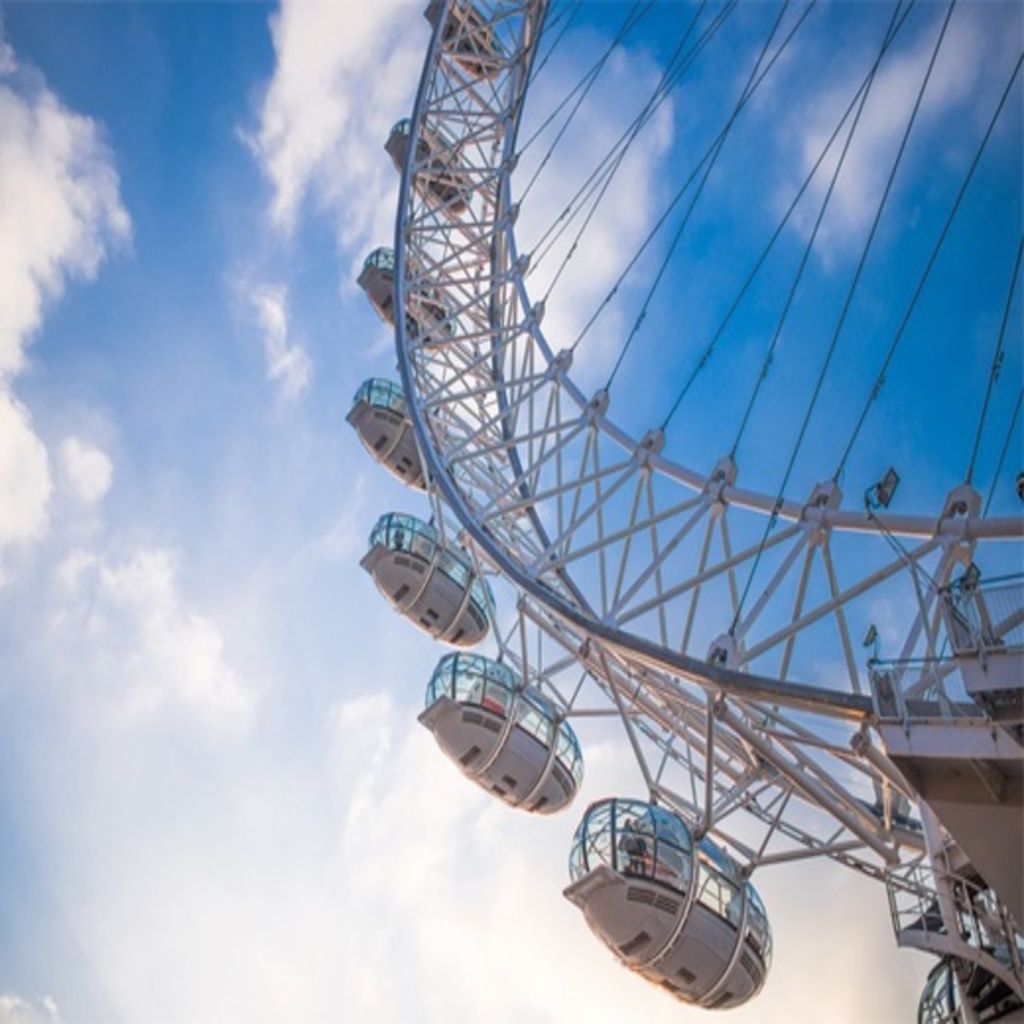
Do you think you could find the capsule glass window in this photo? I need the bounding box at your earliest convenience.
[514,692,553,746]
[364,247,395,275]
[696,842,743,927]
[555,726,583,785]
[426,653,517,710]
[354,377,407,416]
[746,883,772,966]
[569,799,693,896]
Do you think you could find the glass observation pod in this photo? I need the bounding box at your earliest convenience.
[385,119,470,217]
[918,959,962,1024]
[346,378,426,491]
[565,799,772,1010]
[918,950,1024,1022]
[360,512,491,647]
[356,247,454,343]
[419,652,583,813]
[424,0,504,82]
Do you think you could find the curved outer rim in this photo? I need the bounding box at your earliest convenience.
[393,1,1022,719]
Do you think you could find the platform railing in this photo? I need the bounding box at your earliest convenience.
[867,661,981,722]
[886,860,1023,996]
[941,574,1024,655]
[866,574,1024,722]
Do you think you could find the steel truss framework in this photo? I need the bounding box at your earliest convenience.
[386,0,1023,1009]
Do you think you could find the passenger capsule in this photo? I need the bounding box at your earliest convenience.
[419,652,583,813]
[424,0,503,82]
[918,959,962,1024]
[357,247,454,342]
[386,118,470,216]
[565,799,772,1009]
[360,512,491,646]
[346,378,426,490]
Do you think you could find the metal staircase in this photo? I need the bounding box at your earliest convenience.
[870,573,1024,926]
[888,860,1023,1022]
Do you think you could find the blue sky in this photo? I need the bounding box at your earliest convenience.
[0,2,1020,1022]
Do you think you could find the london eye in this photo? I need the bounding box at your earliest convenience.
[347,2,1024,1018]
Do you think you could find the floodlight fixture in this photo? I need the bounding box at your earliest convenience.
[875,468,900,509]
[959,561,981,592]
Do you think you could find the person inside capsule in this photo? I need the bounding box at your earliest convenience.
[619,819,649,876]
[466,672,509,716]
[576,800,690,890]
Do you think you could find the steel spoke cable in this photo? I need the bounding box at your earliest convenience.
[515,9,648,168]
[519,1,667,208]
[730,0,954,633]
[784,0,955,480]
[727,0,907,466]
[566,0,815,359]
[527,2,744,277]
[529,1,583,86]
[536,2,745,282]
[865,505,944,595]
[835,48,1024,479]
[966,234,1023,485]
[540,0,574,40]
[517,1,652,162]
[660,1,915,432]
[530,0,727,277]
[527,62,688,268]
[537,0,725,301]
[983,388,1023,516]
[605,0,798,391]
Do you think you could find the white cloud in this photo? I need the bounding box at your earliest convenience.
[247,281,312,401]
[249,1,427,265]
[0,995,60,1024]
[54,546,96,590]
[516,45,675,384]
[47,690,925,1022]
[786,6,996,256]
[58,435,113,505]
[53,546,255,730]
[0,38,15,77]
[0,40,129,569]
[0,389,51,551]
[0,63,130,379]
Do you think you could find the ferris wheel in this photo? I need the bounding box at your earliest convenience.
[345,1,1024,1018]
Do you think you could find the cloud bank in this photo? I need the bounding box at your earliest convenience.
[250,0,427,266]
[53,546,254,728]
[0,43,129,570]
[0,994,60,1024]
